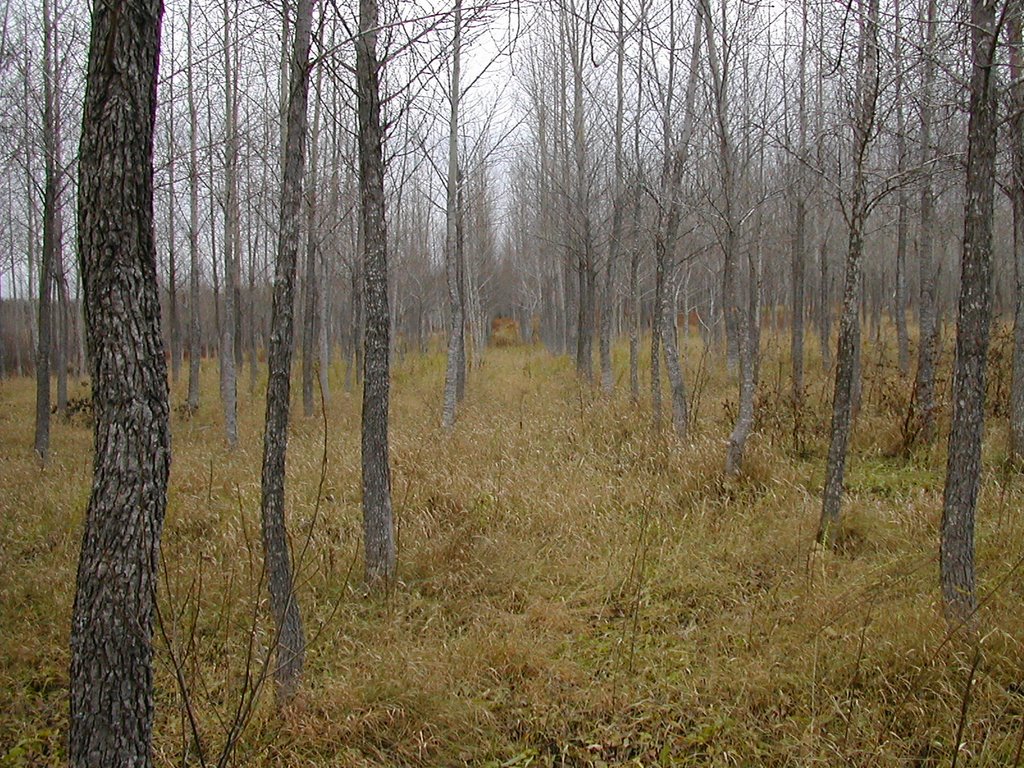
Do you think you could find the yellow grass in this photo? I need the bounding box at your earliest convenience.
[2,330,1024,766]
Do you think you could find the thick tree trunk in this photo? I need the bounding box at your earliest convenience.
[259,0,313,700]
[941,0,996,623]
[70,0,168,763]
[357,0,395,589]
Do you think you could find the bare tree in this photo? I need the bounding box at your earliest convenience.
[940,0,997,623]
[259,0,314,700]
[34,0,60,461]
[69,0,168,761]
[357,0,395,589]
[818,0,880,546]
[219,0,240,448]
[302,49,324,419]
[186,0,201,412]
[442,0,464,430]
[1008,0,1024,462]
[907,0,940,447]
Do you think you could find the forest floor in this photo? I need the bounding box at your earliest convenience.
[2,332,1024,767]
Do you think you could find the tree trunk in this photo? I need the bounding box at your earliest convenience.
[442,0,464,430]
[259,0,313,700]
[219,0,239,447]
[1007,0,1024,462]
[357,0,395,590]
[791,0,808,410]
[910,0,940,445]
[35,0,59,460]
[893,0,910,375]
[941,0,996,623]
[818,0,879,546]
[167,78,182,386]
[302,54,324,419]
[70,0,168,763]
[186,0,201,412]
[600,0,626,396]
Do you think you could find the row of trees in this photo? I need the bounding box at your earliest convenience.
[0,0,1018,760]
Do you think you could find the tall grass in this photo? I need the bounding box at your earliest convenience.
[2,331,1023,766]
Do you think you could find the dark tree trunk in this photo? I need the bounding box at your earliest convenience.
[941,0,996,623]
[69,0,168,764]
[259,0,313,700]
[357,0,396,589]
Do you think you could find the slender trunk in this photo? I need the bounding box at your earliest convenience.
[56,243,69,414]
[302,59,323,419]
[260,0,313,700]
[893,0,909,375]
[442,0,463,430]
[818,0,878,546]
[941,0,996,623]
[1008,0,1024,461]
[791,0,808,406]
[600,0,626,395]
[186,0,201,411]
[219,0,239,447]
[167,92,182,386]
[910,0,940,445]
[35,0,58,460]
[357,0,395,589]
[628,186,641,402]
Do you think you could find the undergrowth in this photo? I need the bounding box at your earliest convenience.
[2,330,1023,766]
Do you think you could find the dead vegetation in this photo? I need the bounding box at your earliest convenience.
[2,332,1024,766]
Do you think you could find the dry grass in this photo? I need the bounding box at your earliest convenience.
[2,330,1024,766]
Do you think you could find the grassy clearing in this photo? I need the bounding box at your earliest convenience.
[2,333,1024,766]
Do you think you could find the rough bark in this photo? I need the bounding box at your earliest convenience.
[259,0,313,700]
[69,0,168,763]
[941,0,996,623]
[357,0,396,589]
[818,0,878,546]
